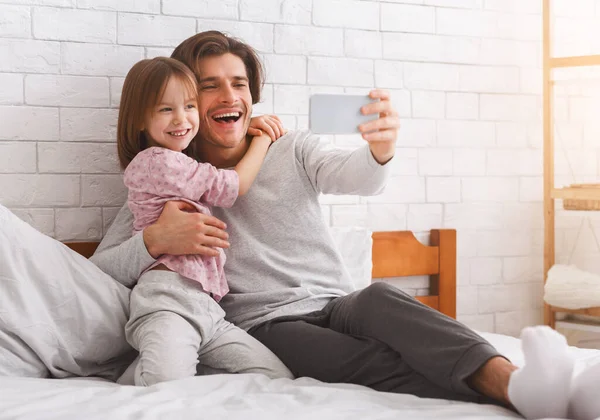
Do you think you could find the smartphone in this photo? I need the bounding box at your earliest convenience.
[309,94,377,135]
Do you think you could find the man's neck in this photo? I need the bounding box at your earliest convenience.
[199,135,251,169]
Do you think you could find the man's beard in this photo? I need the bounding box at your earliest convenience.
[189,117,250,161]
[201,118,249,147]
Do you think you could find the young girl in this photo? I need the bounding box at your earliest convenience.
[116,57,292,386]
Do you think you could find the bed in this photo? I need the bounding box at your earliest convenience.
[2,228,600,420]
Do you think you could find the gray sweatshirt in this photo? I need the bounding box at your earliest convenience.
[91,130,391,330]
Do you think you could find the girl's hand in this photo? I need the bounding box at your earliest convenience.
[248,114,287,141]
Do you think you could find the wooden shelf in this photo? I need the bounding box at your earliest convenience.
[552,186,600,201]
[542,0,600,328]
[556,320,600,332]
[551,306,600,317]
[550,54,600,69]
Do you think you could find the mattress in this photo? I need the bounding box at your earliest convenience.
[1,333,598,420]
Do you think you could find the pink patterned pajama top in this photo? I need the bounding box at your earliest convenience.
[123,147,239,301]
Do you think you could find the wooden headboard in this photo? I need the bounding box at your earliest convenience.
[65,228,456,319]
[371,229,456,319]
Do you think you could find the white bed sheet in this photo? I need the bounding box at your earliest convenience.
[1,332,599,420]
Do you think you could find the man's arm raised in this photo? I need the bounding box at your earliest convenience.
[298,89,399,197]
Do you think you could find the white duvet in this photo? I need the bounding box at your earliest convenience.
[2,333,599,420]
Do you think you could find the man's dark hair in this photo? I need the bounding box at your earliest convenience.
[171,30,264,104]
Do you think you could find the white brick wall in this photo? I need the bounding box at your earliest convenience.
[275,25,343,56]
[241,0,311,25]
[0,39,60,73]
[33,7,116,43]
[38,143,119,173]
[0,106,59,140]
[3,0,594,336]
[313,0,378,30]
[117,13,196,46]
[0,73,23,104]
[162,0,236,19]
[0,5,30,38]
[77,0,159,14]
[381,3,435,34]
[55,207,103,241]
[26,75,109,106]
[0,142,36,173]
[61,43,144,76]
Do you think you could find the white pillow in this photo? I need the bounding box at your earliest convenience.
[330,227,373,290]
[0,205,134,379]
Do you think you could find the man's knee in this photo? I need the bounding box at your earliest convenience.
[365,281,396,295]
[357,281,407,306]
[346,282,417,322]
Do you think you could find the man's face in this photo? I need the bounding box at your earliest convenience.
[195,53,253,150]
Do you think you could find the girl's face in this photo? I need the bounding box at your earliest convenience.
[143,76,200,152]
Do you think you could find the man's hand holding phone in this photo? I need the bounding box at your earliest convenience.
[309,90,400,164]
[359,89,400,164]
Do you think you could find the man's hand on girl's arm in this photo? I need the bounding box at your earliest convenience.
[143,200,230,259]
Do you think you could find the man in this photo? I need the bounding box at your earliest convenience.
[92,31,593,420]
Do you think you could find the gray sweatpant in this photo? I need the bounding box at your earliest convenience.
[123,271,293,386]
[250,282,502,404]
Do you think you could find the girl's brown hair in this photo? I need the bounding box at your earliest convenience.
[117,57,198,169]
[171,30,264,104]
